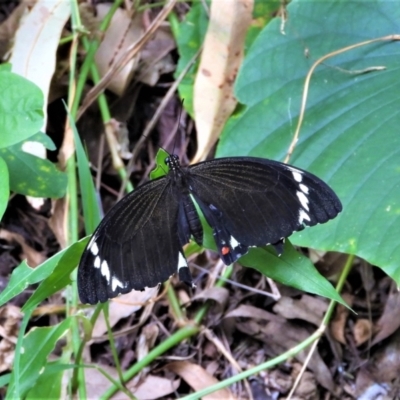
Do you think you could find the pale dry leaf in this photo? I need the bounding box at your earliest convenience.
[166,361,236,400]
[95,4,143,96]
[92,286,158,337]
[273,295,328,326]
[126,375,180,400]
[193,0,253,162]
[136,324,159,362]
[10,0,71,133]
[224,304,285,323]
[138,26,176,86]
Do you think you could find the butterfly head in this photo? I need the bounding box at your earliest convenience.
[165,154,181,171]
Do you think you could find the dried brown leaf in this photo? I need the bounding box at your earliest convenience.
[10,0,71,132]
[193,0,253,162]
[166,361,235,400]
[330,293,353,345]
[95,5,143,96]
[273,295,328,326]
[126,374,180,400]
[353,319,372,346]
[92,287,158,337]
[371,284,400,345]
[236,320,334,391]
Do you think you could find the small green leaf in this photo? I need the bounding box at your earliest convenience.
[0,71,44,148]
[0,134,66,198]
[69,110,102,234]
[0,157,9,220]
[240,241,346,306]
[22,239,88,312]
[0,249,67,307]
[150,149,170,180]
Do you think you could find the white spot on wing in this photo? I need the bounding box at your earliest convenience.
[230,236,240,249]
[94,256,101,268]
[90,241,99,256]
[101,260,110,282]
[299,209,311,224]
[299,183,309,194]
[292,171,303,183]
[296,191,309,211]
[111,277,124,291]
[177,252,187,271]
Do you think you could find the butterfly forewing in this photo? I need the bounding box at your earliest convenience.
[78,176,188,304]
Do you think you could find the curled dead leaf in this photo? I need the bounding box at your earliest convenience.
[193,0,253,162]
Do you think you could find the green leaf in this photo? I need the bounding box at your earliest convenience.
[240,241,346,306]
[150,148,170,180]
[0,71,44,148]
[69,110,102,234]
[6,318,73,399]
[0,133,67,198]
[0,63,11,72]
[216,0,400,284]
[22,239,88,312]
[25,357,78,400]
[0,249,67,307]
[0,157,9,220]
[175,1,209,116]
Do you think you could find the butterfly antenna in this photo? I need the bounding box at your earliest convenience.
[171,99,184,156]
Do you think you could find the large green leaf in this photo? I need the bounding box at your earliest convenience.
[0,71,44,148]
[216,0,400,283]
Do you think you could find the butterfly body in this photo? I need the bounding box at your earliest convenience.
[78,155,342,304]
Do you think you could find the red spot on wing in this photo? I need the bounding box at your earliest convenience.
[221,246,230,256]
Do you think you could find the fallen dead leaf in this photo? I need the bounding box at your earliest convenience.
[353,319,372,346]
[193,0,253,162]
[330,293,354,345]
[136,324,159,362]
[273,295,328,326]
[92,287,158,338]
[236,320,335,392]
[371,283,400,345]
[94,4,143,96]
[125,374,180,400]
[166,360,236,400]
[191,286,230,316]
[10,0,71,132]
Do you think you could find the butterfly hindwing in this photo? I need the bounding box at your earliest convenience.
[188,157,342,262]
[78,176,190,304]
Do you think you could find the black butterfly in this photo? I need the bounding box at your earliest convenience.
[78,154,342,304]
